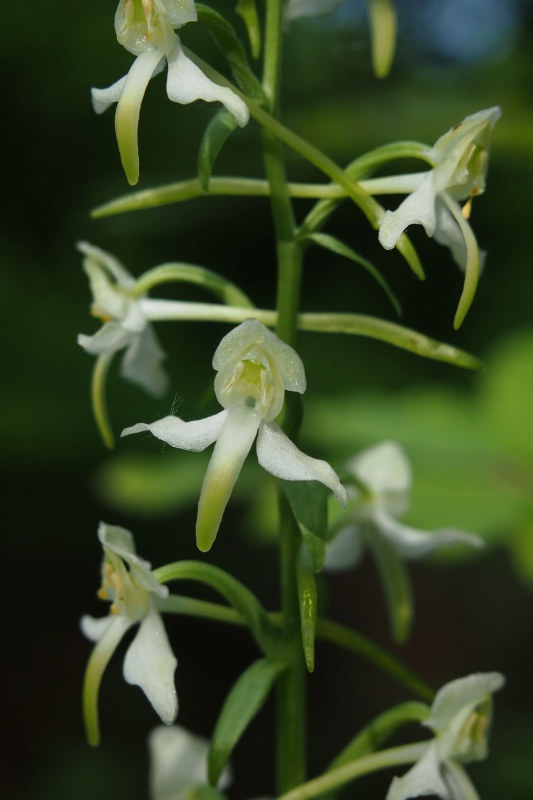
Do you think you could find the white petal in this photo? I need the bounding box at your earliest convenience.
[123,608,178,725]
[99,521,168,598]
[91,74,128,114]
[433,198,468,272]
[149,725,232,800]
[196,407,262,551]
[386,743,450,800]
[80,614,114,643]
[122,409,227,450]
[115,48,165,185]
[379,172,438,249]
[256,422,348,506]
[78,322,133,356]
[441,761,481,800]
[212,319,307,394]
[166,37,249,127]
[120,325,168,397]
[426,673,505,735]
[373,509,483,559]
[347,441,411,496]
[77,241,135,288]
[324,524,363,571]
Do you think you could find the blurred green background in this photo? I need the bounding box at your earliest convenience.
[3,1,533,798]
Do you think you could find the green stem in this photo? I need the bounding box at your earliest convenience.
[276,742,427,800]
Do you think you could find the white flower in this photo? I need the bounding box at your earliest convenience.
[92,0,249,184]
[377,107,501,326]
[81,522,177,745]
[149,726,232,800]
[325,442,482,640]
[78,241,168,397]
[122,319,348,552]
[387,672,505,800]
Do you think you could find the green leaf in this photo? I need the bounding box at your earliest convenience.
[198,109,239,192]
[236,0,261,59]
[281,480,329,571]
[367,526,413,642]
[296,544,318,673]
[208,659,286,786]
[196,4,264,99]
[304,232,401,315]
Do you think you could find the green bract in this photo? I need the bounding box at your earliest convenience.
[81,523,178,745]
[92,0,249,184]
[122,319,348,552]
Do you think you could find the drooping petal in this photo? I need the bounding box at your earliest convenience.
[196,407,262,551]
[122,409,227,450]
[256,421,348,506]
[386,743,450,800]
[123,608,178,725]
[82,614,133,746]
[78,322,134,356]
[120,325,168,396]
[149,725,232,800]
[99,521,168,598]
[372,509,483,559]
[379,172,438,249]
[77,241,135,288]
[80,614,115,643]
[92,74,128,114]
[165,37,249,128]
[115,48,165,185]
[441,760,482,800]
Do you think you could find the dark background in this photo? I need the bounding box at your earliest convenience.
[2,1,533,798]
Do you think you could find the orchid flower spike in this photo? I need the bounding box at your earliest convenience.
[81,523,177,746]
[92,0,249,184]
[123,319,348,552]
[325,442,482,640]
[378,107,501,327]
[387,672,505,800]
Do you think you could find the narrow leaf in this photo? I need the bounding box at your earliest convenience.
[236,0,261,59]
[305,231,401,315]
[198,109,239,192]
[196,5,264,99]
[281,480,329,571]
[296,544,318,673]
[208,659,285,786]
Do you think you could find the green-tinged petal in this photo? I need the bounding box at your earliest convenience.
[91,352,115,449]
[77,240,135,288]
[324,524,363,571]
[439,193,481,329]
[166,37,249,127]
[122,409,227,450]
[99,521,168,597]
[82,615,133,746]
[386,743,447,800]
[442,761,481,800]
[121,325,168,396]
[373,508,483,559]
[208,659,285,785]
[196,408,261,551]
[115,48,164,185]
[78,323,133,355]
[368,525,414,642]
[149,725,232,800]
[366,0,397,78]
[379,173,437,249]
[256,421,348,506]
[123,608,178,725]
[426,673,505,736]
